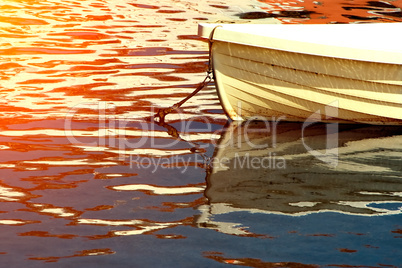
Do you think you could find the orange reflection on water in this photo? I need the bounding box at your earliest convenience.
[258,0,402,23]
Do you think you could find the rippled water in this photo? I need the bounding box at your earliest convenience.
[1,0,402,267]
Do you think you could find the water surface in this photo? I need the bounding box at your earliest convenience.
[0,0,402,267]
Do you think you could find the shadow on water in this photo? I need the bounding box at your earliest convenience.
[197,121,402,266]
[201,121,402,217]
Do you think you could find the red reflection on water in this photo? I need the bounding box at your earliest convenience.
[19,231,77,239]
[391,228,402,238]
[157,10,185,14]
[338,248,358,253]
[128,3,159,9]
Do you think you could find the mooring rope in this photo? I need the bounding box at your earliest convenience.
[153,25,221,123]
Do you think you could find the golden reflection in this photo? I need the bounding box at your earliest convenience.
[74,217,195,239]
[110,183,206,195]
[0,219,39,225]
[27,203,82,218]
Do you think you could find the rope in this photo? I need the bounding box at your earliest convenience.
[153,73,212,122]
[154,25,221,123]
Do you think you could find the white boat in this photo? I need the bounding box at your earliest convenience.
[198,23,402,125]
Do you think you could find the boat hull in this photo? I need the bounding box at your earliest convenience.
[211,39,402,125]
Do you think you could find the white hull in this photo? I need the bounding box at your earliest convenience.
[199,23,402,125]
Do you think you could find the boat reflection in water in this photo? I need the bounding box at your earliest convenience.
[197,121,402,236]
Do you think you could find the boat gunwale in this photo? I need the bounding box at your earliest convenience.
[198,23,402,65]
